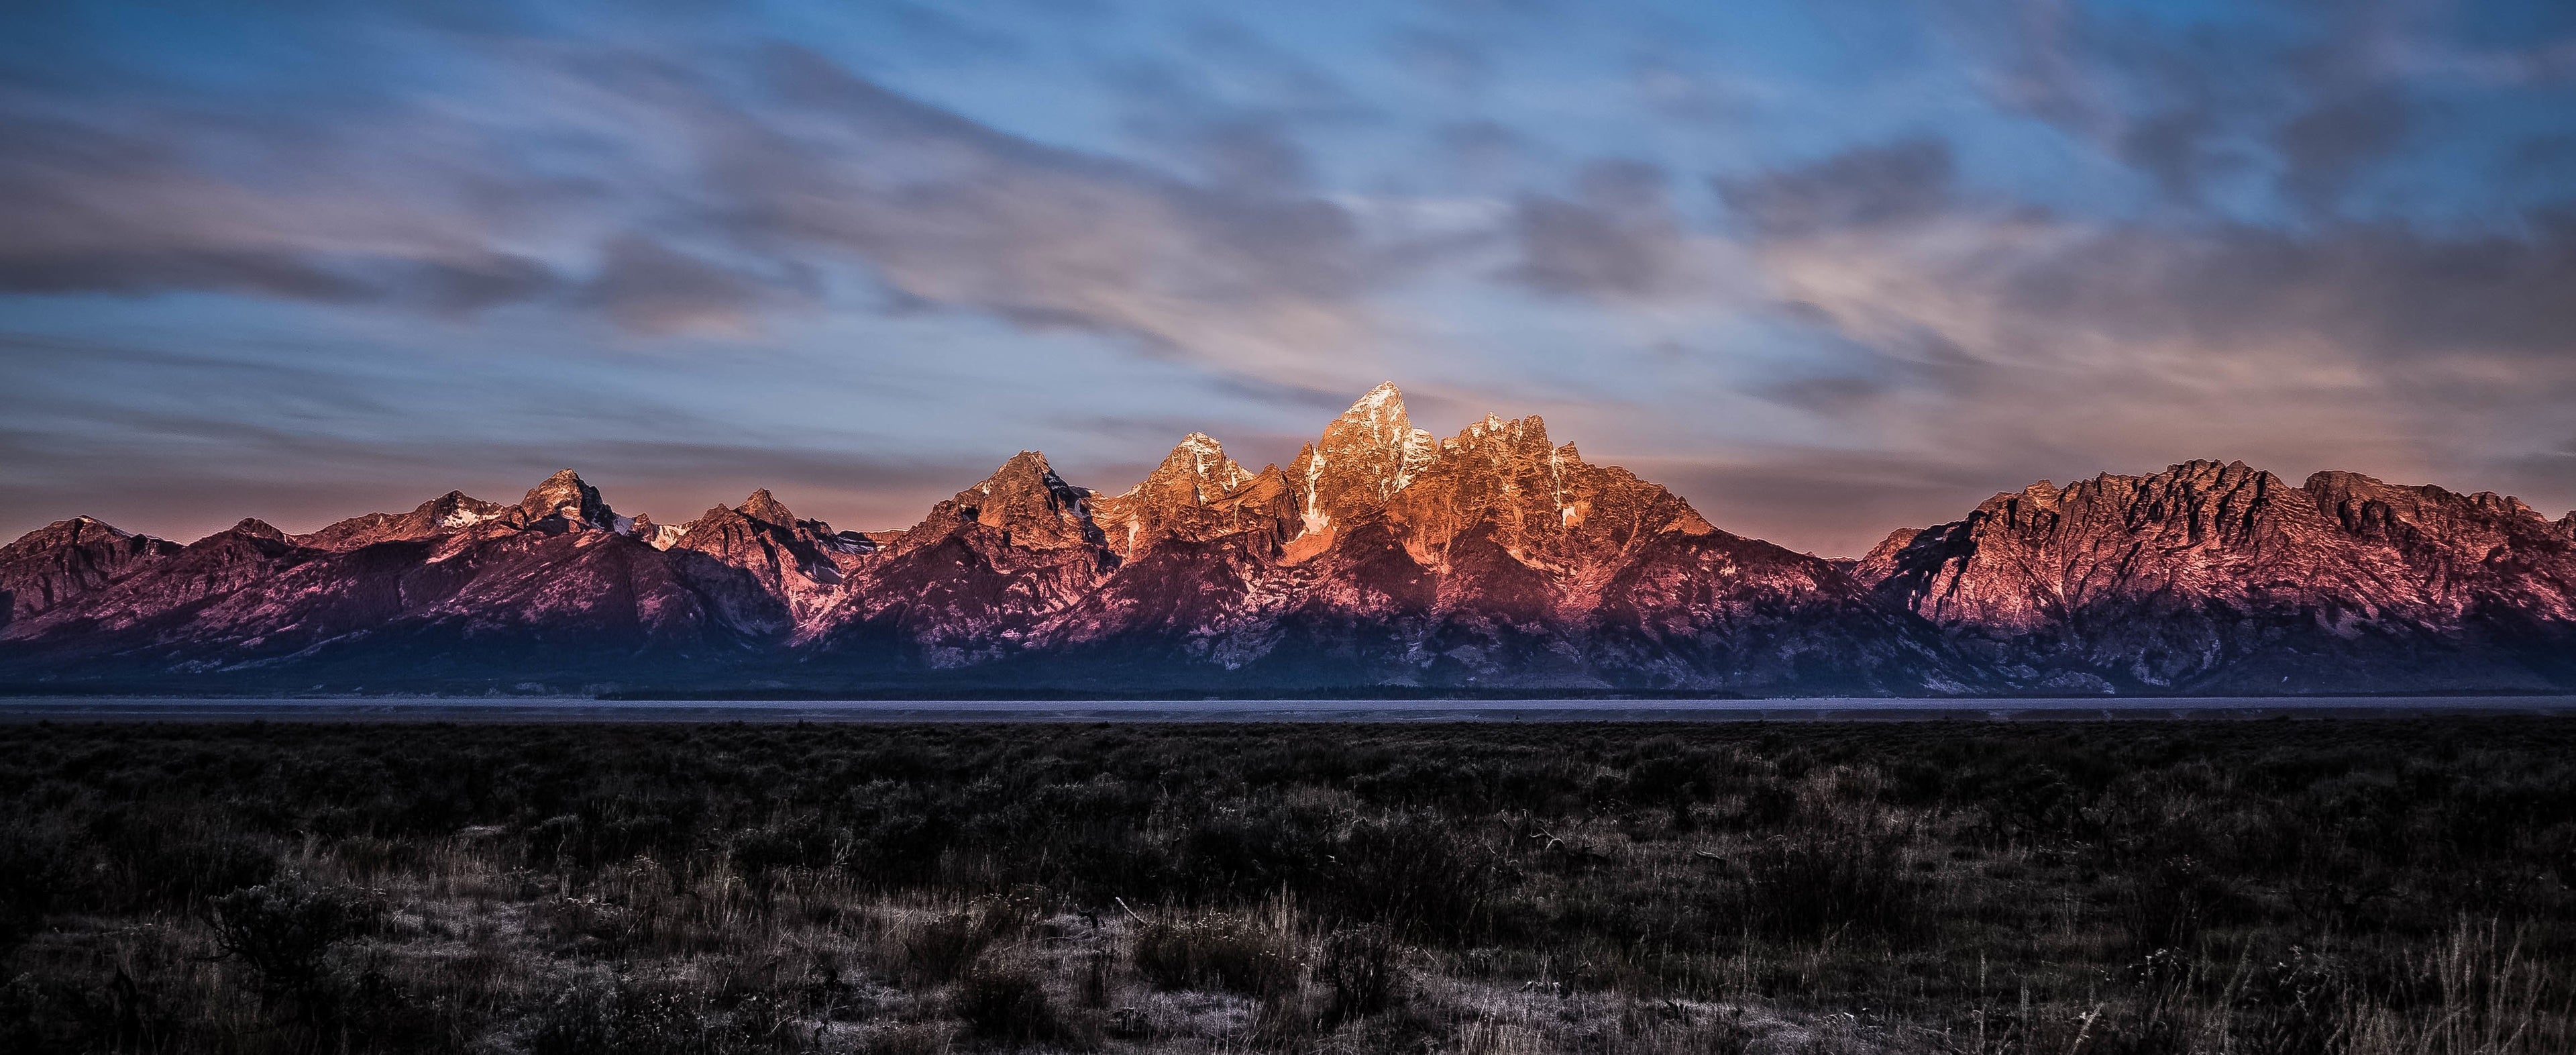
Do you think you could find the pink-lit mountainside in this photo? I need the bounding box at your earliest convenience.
[6,385,2573,695]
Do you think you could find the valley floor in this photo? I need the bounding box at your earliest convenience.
[3,720,2571,1053]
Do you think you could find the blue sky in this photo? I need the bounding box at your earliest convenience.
[5,0,2575,555]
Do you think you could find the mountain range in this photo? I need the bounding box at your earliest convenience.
[6,383,2573,696]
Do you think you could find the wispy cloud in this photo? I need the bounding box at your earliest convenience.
[4,0,2575,553]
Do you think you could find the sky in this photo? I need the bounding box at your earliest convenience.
[4,0,2575,557]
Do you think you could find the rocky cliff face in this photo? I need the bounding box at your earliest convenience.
[1856,460,2576,692]
[4,393,2570,695]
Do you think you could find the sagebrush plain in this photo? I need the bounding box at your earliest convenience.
[3,719,2570,1053]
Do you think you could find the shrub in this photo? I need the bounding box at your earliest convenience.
[206,876,384,1000]
[954,966,1077,1047]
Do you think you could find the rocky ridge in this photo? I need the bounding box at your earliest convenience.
[1856,460,2576,692]
[4,389,2571,695]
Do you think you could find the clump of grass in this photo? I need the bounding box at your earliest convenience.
[1319,922,1401,1024]
[896,898,1032,986]
[1134,910,1301,999]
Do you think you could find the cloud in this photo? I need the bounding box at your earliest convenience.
[686,46,1381,376]
[0,26,1394,379]
[1715,137,2576,532]
[1931,0,2467,215]
[1715,138,1955,237]
[0,109,565,310]
[581,236,810,337]
[2276,88,2414,211]
[1505,160,1694,298]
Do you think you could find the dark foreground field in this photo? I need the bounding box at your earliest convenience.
[3,721,2571,1054]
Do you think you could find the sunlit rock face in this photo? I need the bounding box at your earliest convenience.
[513,469,620,532]
[1285,382,1440,538]
[1856,460,2576,692]
[1090,433,1296,560]
[3,390,2570,695]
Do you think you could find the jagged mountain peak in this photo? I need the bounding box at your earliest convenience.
[902,450,1102,551]
[1089,434,1298,558]
[1327,383,1433,456]
[3,516,144,560]
[422,490,509,528]
[225,518,286,542]
[975,450,1070,491]
[1443,412,1551,454]
[1289,384,1441,532]
[739,488,797,528]
[1132,434,1254,501]
[2088,458,2270,491]
[29,516,128,545]
[517,469,615,530]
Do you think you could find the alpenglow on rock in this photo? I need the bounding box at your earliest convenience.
[1855,460,2576,693]
[516,469,619,531]
[1287,382,1441,535]
[3,387,2570,695]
